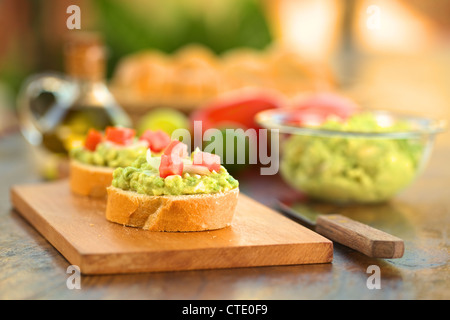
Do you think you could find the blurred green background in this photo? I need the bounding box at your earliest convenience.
[0,0,272,98]
[1,0,450,122]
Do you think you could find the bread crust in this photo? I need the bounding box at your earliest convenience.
[69,160,114,197]
[105,186,239,232]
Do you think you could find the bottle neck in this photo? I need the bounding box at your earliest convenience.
[70,77,115,108]
[71,76,106,88]
[64,37,106,82]
[65,63,105,83]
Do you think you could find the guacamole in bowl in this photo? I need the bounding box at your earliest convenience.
[256,109,445,204]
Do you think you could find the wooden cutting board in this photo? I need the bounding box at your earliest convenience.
[10,180,333,275]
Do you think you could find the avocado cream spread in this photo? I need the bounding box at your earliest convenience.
[281,113,424,203]
[112,155,239,196]
[70,142,148,168]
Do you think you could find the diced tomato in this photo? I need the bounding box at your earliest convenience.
[163,140,188,158]
[159,140,189,178]
[84,129,103,151]
[159,154,183,178]
[193,151,221,172]
[105,126,136,145]
[139,130,171,153]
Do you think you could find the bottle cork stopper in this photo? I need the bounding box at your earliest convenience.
[64,32,106,81]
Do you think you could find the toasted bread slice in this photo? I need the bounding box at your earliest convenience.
[69,160,114,197]
[105,186,239,232]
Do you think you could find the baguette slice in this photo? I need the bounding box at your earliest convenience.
[106,186,239,232]
[69,160,114,197]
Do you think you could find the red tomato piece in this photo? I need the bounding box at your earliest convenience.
[105,126,136,145]
[285,108,330,126]
[139,130,171,153]
[84,129,103,151]
[159,154,183,178]
[193,151,221,172]
[290,92,358,126]
[163,140,189,158]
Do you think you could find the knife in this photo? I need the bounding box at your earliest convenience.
[278,199,404,259]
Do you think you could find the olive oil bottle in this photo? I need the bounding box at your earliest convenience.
[18,33,131,179]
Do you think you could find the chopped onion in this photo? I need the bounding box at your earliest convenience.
[183,164,211,175]
[146,149,161,170]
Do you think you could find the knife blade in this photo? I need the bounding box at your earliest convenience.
[278,198,404,259]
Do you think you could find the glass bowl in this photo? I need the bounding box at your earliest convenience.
[256,108,446,204]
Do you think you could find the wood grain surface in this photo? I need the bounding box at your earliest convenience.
[10,180,333,275]
[315,214,404,259]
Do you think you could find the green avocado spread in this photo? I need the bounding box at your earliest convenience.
[70,142,148,168]
[281,113,424,203]
[112,155,239,196]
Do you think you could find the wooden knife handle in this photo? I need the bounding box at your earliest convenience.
[315,214,404,259]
